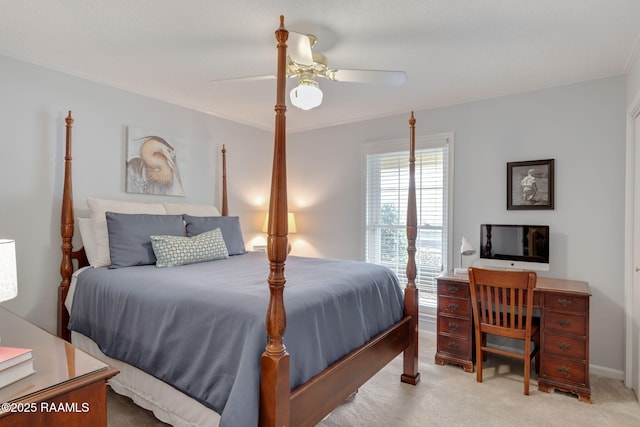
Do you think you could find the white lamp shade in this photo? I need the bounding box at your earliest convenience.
[290,83,323,110]
[460,236,475,256]
[454,236,476,274]
[0,239,18,303]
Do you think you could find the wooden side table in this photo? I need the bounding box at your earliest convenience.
[0,307,119,426]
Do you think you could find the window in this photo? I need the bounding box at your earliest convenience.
[364,134,452,308]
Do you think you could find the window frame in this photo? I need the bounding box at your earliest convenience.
[362,132,454,312]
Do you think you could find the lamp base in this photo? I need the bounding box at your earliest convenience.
[453,267,469,275]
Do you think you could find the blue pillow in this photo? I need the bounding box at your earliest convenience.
[183,215,246,255]
[106,212,184,268]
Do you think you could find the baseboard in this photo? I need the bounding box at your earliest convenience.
[590,364,625,381]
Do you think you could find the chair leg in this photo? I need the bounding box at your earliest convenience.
[534,336,541,374]
[482,333,488,361]
[524,359,531,395]
[524,341,531,395]
[476,335,483,383]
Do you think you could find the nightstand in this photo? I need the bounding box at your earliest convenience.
[0,306,119,426]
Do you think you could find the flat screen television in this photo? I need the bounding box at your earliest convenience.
[476,224,550,271]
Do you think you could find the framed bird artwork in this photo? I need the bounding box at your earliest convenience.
[126,126,185,196]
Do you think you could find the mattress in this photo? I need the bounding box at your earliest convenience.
[72,331,220,427]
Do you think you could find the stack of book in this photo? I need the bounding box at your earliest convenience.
[0,346,35,388]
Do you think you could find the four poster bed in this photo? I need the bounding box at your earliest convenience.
[57,16,419,427]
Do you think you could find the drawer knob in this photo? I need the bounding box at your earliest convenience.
[557,365,572,375]
[558,343,571,351]
[448,322,460,331]
[447,285,459,294]
[558,319,572,328]
[447,303,459,312]
[556,298,572,308]
[448,341,459,349]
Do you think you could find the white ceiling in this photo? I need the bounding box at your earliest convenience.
[1,1,639,132]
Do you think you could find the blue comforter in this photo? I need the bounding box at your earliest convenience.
[69,252,404,427]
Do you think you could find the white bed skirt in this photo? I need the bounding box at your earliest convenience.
[72,331,221,427]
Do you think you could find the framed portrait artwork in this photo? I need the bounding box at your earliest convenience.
[507,159,554,210]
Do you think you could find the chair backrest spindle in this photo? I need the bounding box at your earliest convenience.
[470,268,537,331]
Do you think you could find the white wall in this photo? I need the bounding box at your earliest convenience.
[0,51,628,377]
[287,76,627,376]
[628,45,640,106]
[625,44,640,392]
[0,53,271,333]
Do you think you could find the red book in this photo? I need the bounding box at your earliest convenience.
[0,347,33,372]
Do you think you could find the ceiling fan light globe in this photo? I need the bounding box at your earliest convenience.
[290,83,323,110]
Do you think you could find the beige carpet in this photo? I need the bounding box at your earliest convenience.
[107,335,640,426]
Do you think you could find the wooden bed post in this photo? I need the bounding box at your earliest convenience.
[58,111,74,341]
[260,15,291,427]
[221,144,229,216]
[401,111,421,385]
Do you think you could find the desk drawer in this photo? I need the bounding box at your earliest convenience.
[541,355,587,386]
[437,281,469,298]
[438,296,471,316]
[438,315,472,337]
[544,311,587,336]
[438,334,470,358]
[543,334,586,359]
[543,294,587,313]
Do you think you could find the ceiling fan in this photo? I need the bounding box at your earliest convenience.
[212,31,407,110]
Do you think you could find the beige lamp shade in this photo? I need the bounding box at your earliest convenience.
[0,239,18,303]
[262,212,297,234]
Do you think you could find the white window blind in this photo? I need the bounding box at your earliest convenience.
[365,135,451,308]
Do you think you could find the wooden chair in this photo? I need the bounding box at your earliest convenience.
[468,267,540,395]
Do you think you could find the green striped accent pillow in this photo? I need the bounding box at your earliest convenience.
[150,228,229,268]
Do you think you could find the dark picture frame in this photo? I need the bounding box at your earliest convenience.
[507,159,554,210]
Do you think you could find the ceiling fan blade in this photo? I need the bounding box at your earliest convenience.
[327,69,407,85]
[210,75,276,83]
[287,31,314,65]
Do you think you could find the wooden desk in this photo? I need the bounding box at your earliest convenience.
[0,307,119,426]
[435,271,591,402]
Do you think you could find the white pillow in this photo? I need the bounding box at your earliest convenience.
[88,197,166,267]
[163,202,220,217]
[77,217,99,267]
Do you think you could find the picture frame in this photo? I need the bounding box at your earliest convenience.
[126,126,186,197]
[507,159,554,210]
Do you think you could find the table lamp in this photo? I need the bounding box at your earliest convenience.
[0,239,18,343]
[453,236,475,274]
[262,212,297,253]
